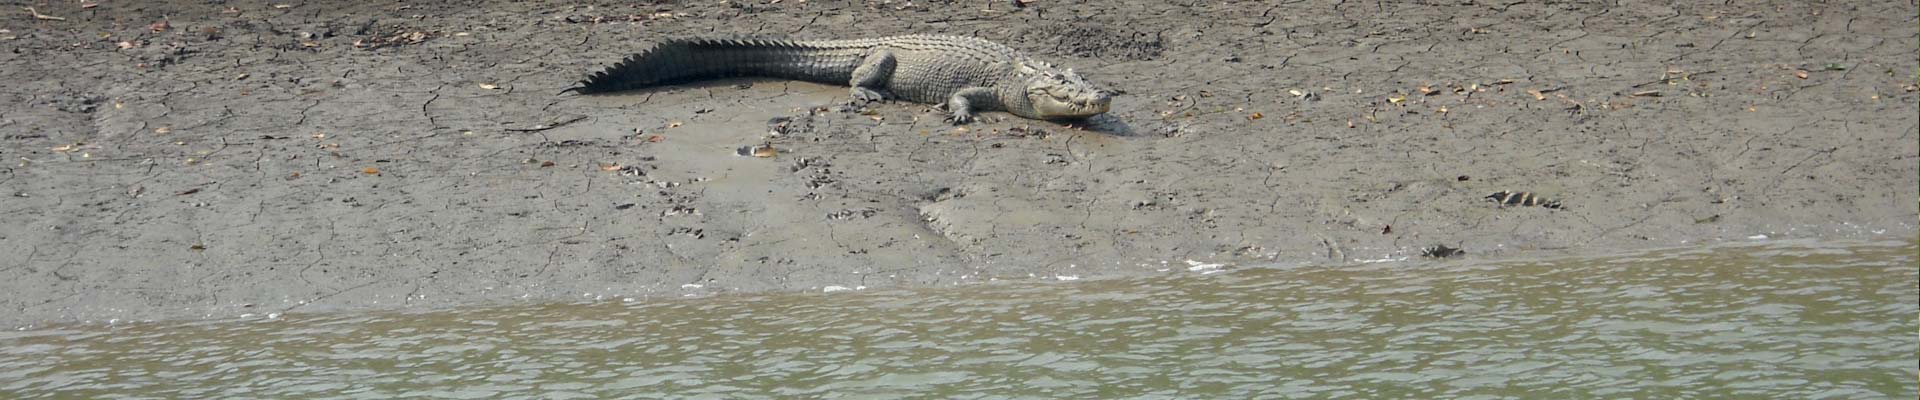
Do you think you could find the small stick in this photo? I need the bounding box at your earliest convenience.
[24,7,66,21]
[504,115,587,132]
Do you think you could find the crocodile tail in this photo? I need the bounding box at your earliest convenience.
[566,38,856,94]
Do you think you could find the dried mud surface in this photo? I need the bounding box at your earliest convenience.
[2,0,1915,327]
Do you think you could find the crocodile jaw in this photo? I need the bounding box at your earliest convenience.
[1023,70,1113,120]
[1028,90,1112,119]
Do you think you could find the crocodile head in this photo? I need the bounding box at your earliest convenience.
[1022,68,1112,120]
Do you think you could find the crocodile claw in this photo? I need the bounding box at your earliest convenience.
[850,87,887,103]
[944,111,974,125]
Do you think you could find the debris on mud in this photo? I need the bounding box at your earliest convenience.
[737,144,778,158]
[1486,191,1563,210]
[1421,245,1464,258]
[353,26,435,50]
[826,207,879,220]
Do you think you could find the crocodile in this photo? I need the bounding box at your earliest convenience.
[567,35,1113,124]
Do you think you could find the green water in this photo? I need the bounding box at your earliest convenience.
[2,240,1915,398]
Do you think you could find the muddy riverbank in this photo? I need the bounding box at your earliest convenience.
[1,0,1914,327]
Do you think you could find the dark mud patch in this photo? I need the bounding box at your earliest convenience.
[1014,22,1165,61]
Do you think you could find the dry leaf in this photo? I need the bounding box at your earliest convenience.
[751,146,778,158]
[149,20,170,33]
[668,121,683,128]
[539,160,556,168]
[1386,94,1406,104]
[1631,90,1661,97]
[1792,70,1809,79]
[1527,89,1546,100]
[116,41,136,49]
[478,83,498,90]
[154,127,172,134]
[361,167,380,175]
[1247,112,1263,120]
[646,135,665,143]
[51,144,78,152]
[273,4,293,9]
[598,163,623,171]
[1417,85,1436,95]
[80,3,98,9]
[1287,89,1305,97]
[1437,106,1449,114]
[190,244,206,251]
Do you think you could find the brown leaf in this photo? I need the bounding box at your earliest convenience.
[361,167,380,175]
[539,160,556,168]
[1247,112,1263,120]
[1792,70,1809,79]
[751,145,778,158]
[1526,89,1546,101]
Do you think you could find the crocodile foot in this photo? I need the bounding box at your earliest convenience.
[850,87,889,103]
[943,109,975,125]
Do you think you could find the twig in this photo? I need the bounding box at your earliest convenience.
[24,7,66,21]
[1630,70,1717,89]
[505,115,587,132]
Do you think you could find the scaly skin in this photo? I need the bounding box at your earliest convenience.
[568,35,1113,124]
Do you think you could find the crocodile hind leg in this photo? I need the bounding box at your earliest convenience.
[848,50,896,103]
[943,87,995,125]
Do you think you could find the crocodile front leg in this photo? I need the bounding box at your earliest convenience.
[943,87,995,125]
[848,50,895,103]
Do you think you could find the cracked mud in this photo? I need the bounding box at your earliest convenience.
[1,1,1915,326]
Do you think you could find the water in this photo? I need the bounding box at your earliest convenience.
[3,239,1915,398]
